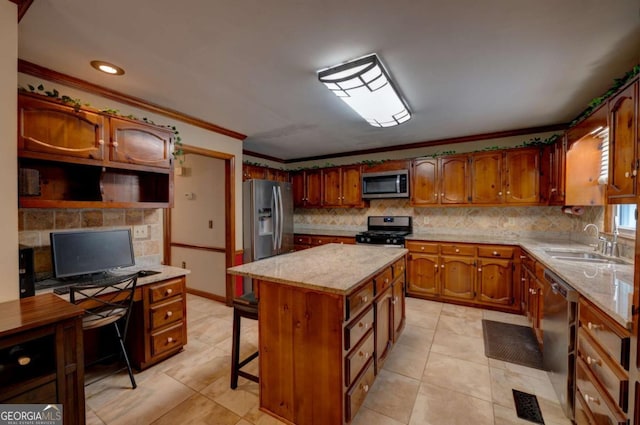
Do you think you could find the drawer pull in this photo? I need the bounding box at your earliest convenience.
[360,295,368,303]
[586,355,602,366]
[359,351,370,359]
[492,251,499,256]
[520,255,526,259]
[361,383,369,393]
[358,322,369,330]
[391,296,399,305]
[587,322,603,331]
[421,246,425,251]
[166,311,173,318]
[165,288,173,296]
[17,356,31,366]
[384,278,389,284]
[583,393,600,405]
[521,278,526,282]
[167,337,174,343]
[455,248,460,253]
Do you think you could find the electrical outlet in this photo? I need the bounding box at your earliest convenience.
[133,225,148,239]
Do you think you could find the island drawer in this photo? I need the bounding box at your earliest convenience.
[477,246,514,259]
[346,281,373,320]
[406,241,438,254]
[577,331,628,411]
[579,298,630,370]
[392,258,405,280]
[345,330,374,387]
[149,278,184,303]
[150,297,184,329]
[374,267,393,294]
[576,358,626,425]
[294,235,311,245]
[345,306,374,351]
[345,358,375,423]
[151,322,184,356]
[440,244,475,256]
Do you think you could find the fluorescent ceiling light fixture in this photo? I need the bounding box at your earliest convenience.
[90,60,125,75]
[318,54,411,128]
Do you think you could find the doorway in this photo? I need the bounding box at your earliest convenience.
[164,145,236,304]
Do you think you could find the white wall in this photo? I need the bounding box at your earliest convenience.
[0,3,19,302]
[17,74,245,251]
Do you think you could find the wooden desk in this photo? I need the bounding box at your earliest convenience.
[0,293,85,425]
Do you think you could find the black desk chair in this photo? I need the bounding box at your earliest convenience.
[230,292,259,389]
[70,274,138,389]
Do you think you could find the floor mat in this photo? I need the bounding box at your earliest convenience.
[512,389,545,424]
[482,319,543,370]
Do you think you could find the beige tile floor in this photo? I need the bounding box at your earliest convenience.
[85,295,572,425]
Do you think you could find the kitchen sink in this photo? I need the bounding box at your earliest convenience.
[543,248,629,265]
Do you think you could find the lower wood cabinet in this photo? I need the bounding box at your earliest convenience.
[406,240,520,313]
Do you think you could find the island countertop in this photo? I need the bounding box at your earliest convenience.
[227,243,408,295]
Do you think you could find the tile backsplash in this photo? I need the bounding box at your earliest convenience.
[295,200,608,242]
[19,208,163,277]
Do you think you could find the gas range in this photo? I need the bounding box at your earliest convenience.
[355,216,412,247]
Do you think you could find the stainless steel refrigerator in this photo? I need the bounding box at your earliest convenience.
[242,179,294,291]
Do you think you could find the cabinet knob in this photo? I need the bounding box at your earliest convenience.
[166,311,173,318]
[506,191,510,195]
[498,191,503,196]
[441,193,444,196]
[625,171,630,178]
[358,322,369,330]
[359,351,370,359]
[361,383,369,393]
[98,139,105,146]
[360,295,368,304]
[434,193,438,198]
[384,278,389,284]
[478,267,482,272]
[440,264,445,268]
[586,355,601,366]
[520,255,526,259]
[531,289,537,295]
[17,356,31,366]
[434,264,439,269]
[583,393,600,405]
[521,278,526,282]
[167,337,174,343]
[421,246,425,250]
[165,288,173,296]
[587,322,602,331]
[112,141,118,147]
[492,251,499,256]
[550,188,557,192]
[455,248,460,253]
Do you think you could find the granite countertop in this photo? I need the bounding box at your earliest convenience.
[35,264,190,297]
[227,243,407,295]
[407,232,634,329]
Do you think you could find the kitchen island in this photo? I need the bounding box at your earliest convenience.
[227,243,408,425]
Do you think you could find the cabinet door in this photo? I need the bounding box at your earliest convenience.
[440,155,469,204]
[110,117,173,169]
[375,286,393,371]
[440,256,475,300]
[608,82,638,201]
[549,136,567,205]
[244,164,267,181]
[477,258,513,306]
[505,148,540,204]
[471,152,503,204]
[305,169,323,207]
[322,167,342,207]
[291,171,306,207]
[406,253,439,296]
[266,168,289,182]
[18,94,106,161]
[341,165,363,206]
[392,280,405,341]
[411,159,438,205]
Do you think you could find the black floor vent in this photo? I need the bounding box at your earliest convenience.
[512,389,545,424]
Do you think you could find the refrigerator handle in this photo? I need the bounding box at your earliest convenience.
[277,186,284,251]
[272,186,278,252]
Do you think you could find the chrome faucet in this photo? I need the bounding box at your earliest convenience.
[583,224,603,252]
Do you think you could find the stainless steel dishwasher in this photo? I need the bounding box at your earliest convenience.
[542,269,579,420]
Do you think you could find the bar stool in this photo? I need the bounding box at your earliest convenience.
[230,292,259,389]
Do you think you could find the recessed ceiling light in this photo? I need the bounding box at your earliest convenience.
[90,60,125,76]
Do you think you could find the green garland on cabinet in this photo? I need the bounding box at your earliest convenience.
[18,84,184,164]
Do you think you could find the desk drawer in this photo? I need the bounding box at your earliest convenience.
[150,297,184,329]
[149,278,184,304]
[440,244,475,256]
[576,358,626,425]
[345,330,374,387]
[579,299,630,370]
[346,281,373,320]
[345,358,375,423]
[345,306,374,351]
[577,331,628,412]
[151,322,184,356]
[374,267,393,294]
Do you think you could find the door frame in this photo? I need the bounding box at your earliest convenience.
[164,144,237,305]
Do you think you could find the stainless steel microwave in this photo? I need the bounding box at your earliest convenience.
[361,170,409,199]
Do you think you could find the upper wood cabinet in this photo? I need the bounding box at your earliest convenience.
[607,80,638,203]
[19,93,107,161]
[322,165,365,207]
[110,117,173,169]
[544,135,567,205]
[291,169,322,208]
[411,158,438,205]
[471,151,503,204]
[242,164,289,182]
[17,93,174,208]
[504,148,540,204]
[440,155,469,204]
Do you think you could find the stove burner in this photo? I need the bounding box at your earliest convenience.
[356,216,412,246]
